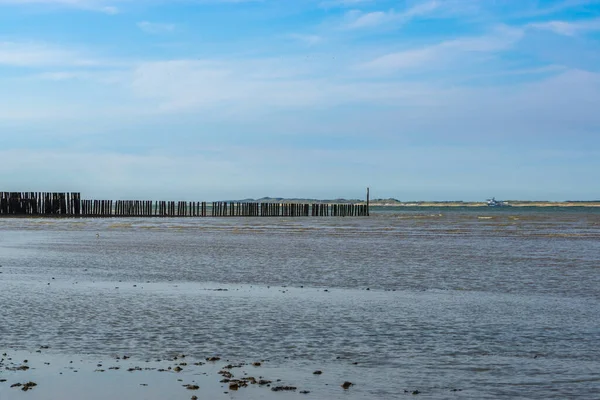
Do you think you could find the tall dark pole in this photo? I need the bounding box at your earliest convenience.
[367,187,370,216]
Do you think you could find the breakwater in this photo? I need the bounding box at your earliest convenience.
[0,192,369,217]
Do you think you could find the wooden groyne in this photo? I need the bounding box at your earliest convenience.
[0,192,81,216]
[1,192,369,218]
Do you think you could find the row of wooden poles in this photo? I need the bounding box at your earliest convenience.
[1,192,369,217]
[0,192,81,216]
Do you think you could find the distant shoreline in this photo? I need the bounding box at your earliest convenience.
[248,198,600,207]
[367,202,600,207]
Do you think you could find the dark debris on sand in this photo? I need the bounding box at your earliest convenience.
[184,384,200,390]
[1,350,334,397]
[11,382,38,392]
[342,381,353,389]
[271,386,297,392]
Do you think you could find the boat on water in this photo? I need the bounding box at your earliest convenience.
[486,197,511,207]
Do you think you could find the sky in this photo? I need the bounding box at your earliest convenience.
[0,0,599,201]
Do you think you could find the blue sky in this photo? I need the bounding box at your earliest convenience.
[1,0,599,201]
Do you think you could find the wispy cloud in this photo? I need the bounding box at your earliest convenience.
[529,18,600,36]
[320,0,373,8]
[100,5,117,14]
[128,58,438,114]
[1,0,600,199]
[345,1,438,29]
[287,33,322,46]
[0,0,119,13]
[360,26,524,72]
[0,148,242,200]
[31,70,125,85]
[0,41,100,67]
[516,0,600,18]
[137,21,176,34]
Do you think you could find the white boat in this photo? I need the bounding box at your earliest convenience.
[486,197,510,207]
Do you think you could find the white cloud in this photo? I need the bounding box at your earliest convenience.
[0,0,120,13]
[128,58,440,114]
[516,0,600,18]
[360,48,435,70]
[31,70,125,84]
[0,40,133,71]
[137,21,176,34]
[442,26,524,52]
[287,33,322,46]
[0,148,241,200]
[320,0,373,7]
[360,26,524,72]
[3,66,600,199]
[346,1,438,29]
[346,10,388,28]
[100,5,118,14]
[0,41,99,67]
[34,71,86,81]
[529,18,600,36]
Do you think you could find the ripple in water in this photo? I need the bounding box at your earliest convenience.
[1,208,599,398]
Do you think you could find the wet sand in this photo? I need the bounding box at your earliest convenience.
[0,349,358,400]
[2,213,600,399]
[0,282,387,399]
[372,202,600,207]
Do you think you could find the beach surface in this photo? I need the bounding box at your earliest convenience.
[1,347,352,400]
[2,209,600,399]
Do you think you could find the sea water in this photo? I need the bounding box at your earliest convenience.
[1,207,599,398]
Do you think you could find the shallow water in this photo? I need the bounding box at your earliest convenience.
[1,208,600,398]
